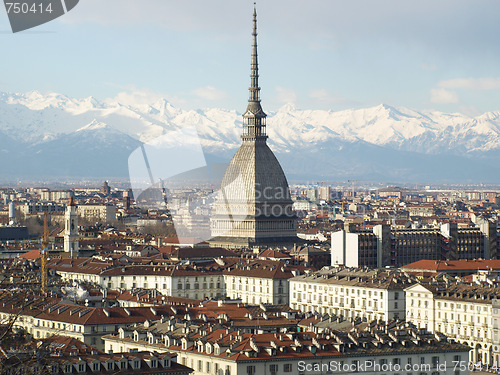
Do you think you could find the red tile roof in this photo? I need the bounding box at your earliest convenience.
[19,250,42,260]
[40,335,102,355]
[402,259,500,273]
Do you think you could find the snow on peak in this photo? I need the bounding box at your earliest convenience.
[77,120,109,132]
[0,90,499,155]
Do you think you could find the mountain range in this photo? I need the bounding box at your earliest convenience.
[1,90,499,183]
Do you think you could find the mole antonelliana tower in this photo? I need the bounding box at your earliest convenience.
[210,7,297,248]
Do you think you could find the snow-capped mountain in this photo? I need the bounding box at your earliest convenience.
[1,91,499,182]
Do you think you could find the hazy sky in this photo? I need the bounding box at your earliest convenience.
[1,0,500,115]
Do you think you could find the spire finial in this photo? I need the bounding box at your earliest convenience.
[250,3,259,103]
[242,5,267,141]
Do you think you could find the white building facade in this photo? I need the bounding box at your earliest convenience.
[406,282,499,366]
[289,268,413,321]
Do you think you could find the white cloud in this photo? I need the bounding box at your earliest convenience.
[192,86,227,101]
[430,88,459,104]
[438,77,500,90]
[275,86,297,104]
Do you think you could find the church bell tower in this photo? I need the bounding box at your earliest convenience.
[64,195,79,256]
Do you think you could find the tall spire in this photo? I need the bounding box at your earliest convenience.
[249,5,260,103]
[242,4,267,141]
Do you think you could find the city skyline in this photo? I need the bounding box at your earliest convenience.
[0,0,500,115]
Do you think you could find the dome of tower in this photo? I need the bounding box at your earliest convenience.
[220,141,293,210]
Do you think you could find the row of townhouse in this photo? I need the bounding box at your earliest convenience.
[50,257,307,305]
[18,202,116,222]
[102,317,470,375]
[288,267,415,322]
[0,291,179,351]
[405,282,500,366]
[2,350,191,375]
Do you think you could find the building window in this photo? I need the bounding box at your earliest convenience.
[284,364,292,372]
[432,356,439,368]
[270,364,278,375]
[247,366,256,375]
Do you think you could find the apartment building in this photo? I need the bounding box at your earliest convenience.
[40,190,72,203]
[2,350,191,375]
[222,259,305,305]
[52,259,224,300]
[332,220,498,268]
[51,257,306,304]
[289,268,415,321]
[103,318,469,375]
[405,282,500,365]
[19,202,65,217]
[78,204,117,223]
[0,291,177,351]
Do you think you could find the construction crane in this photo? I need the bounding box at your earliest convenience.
[41,214,49,294]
